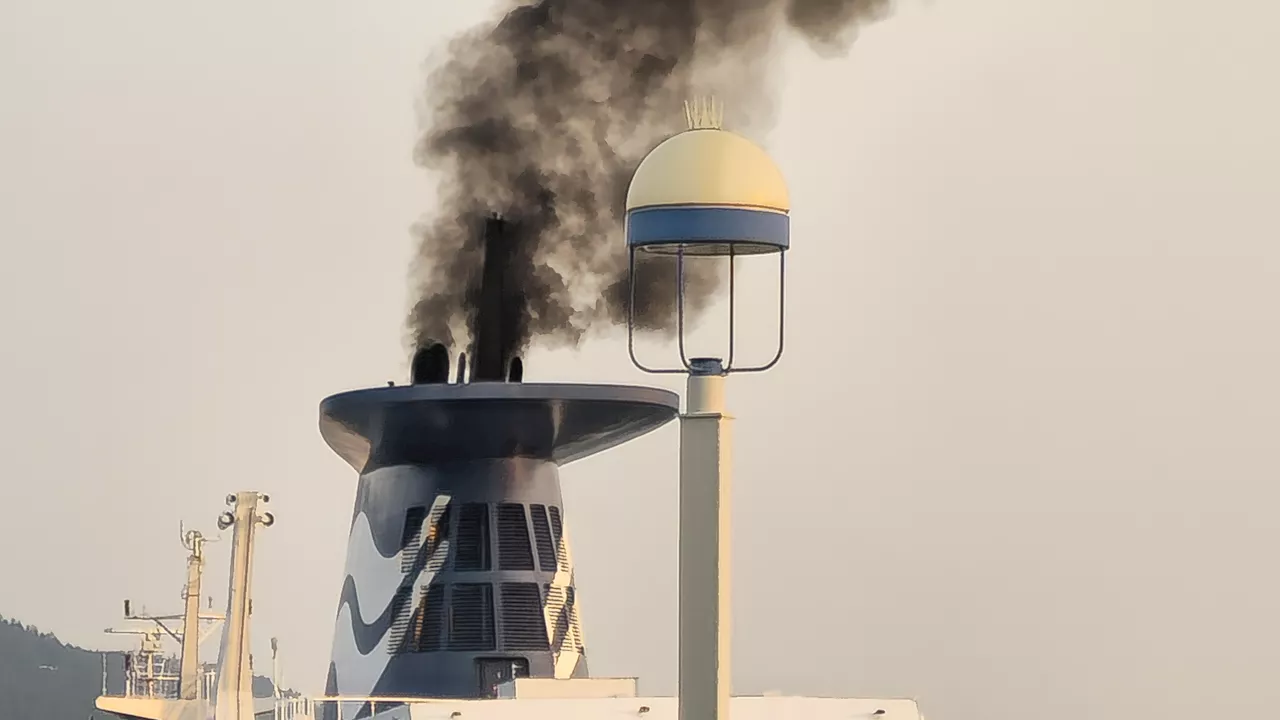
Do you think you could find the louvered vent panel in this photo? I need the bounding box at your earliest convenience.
[566,586,584,652]
[426,503,453,572]
[454,503,491,572]
[548,506,568,570]
[500,583,550,651]
[496,504,535,570]
[530,504,556,572]
[387,584,417,654]
[543,584,580,653]
[411,585,446,652]
[399,506,427,573]
[448,583,495,651]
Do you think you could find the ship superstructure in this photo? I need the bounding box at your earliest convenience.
[99,528,226,704]
[96,492,276,720]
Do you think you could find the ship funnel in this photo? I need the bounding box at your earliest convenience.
[319,381,677,708]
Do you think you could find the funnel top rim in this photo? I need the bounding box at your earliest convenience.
[319,382,679,472]
[320,381,678,409]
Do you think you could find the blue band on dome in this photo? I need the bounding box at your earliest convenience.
[626,206,790,250]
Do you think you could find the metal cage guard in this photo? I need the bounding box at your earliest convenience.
[627,244,786,375]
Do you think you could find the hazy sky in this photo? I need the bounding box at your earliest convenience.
[3,1,1279,718]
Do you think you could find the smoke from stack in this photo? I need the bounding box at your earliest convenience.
[407,0,895,361]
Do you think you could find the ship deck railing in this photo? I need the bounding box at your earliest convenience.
[274,696,462,720]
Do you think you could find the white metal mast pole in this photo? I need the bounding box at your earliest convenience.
[179,530,205,700]
[679,358,732,720]
[271,637,281,700]
[214,491,271,720]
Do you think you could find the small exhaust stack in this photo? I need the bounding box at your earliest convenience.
[410,343,450,384]
[410,214,524,385]
[455,352,468,384]
[472,214,519,383]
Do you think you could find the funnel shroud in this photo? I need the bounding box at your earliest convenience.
[320,382,678,706]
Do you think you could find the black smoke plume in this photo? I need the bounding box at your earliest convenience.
[408,0,894,358]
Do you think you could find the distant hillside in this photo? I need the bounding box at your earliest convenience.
[0,615,281,720]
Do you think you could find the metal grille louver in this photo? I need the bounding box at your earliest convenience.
[500,583,550,651]
[565,586,583,652]
[410,585,446,652]
[454,503,491,572]
[448,583,495,651]
[387,584,416,654]
[530,504,556,572]
[548,506,568,571]
[426,503,453,571]
[401,503,453,574]
[543,584,584,653]
[399,506,427,573]
[496,504,535,571]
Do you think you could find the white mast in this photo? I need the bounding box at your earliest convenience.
[179,526,208,699]
[679,361,733,720]
[212,491,275,720]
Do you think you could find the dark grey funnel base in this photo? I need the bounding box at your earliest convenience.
[319,382,678,707]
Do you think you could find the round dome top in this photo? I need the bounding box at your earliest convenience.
[626,129,790,213]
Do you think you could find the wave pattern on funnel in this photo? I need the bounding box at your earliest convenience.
[320,383,677,701]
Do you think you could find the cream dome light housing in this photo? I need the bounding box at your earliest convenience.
[625,100,790,256]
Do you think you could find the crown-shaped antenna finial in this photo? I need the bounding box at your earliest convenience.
[683,96,724,130]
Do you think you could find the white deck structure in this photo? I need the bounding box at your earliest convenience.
[273,679,922,720]
[275,695,922,720]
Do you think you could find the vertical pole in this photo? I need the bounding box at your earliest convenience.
[679,358,731,720]
[272,638,281,700]
[179,533,203,699]
[214,492,263,720]
[271,637,282,720]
